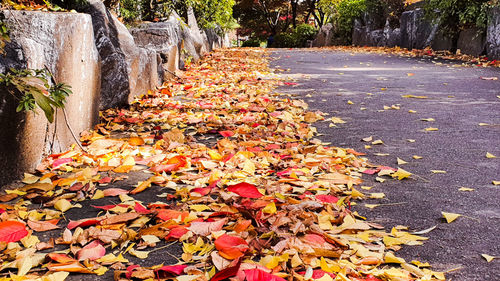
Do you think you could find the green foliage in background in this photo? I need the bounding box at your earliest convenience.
[331,0,366,44]
[241,38,262,47]
[272,24,318,48]
[424,0,497,35]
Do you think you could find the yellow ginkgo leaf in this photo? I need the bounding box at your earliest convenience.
[486,152,496,158]
[370,193,385,199]
[458,187,475,192]
[424,127,438,131]
[420,118,435,122]
[493,181,500,185]
[362,136,373,142]
[442,212,461,223]
[407,139,416,142]
[408,110,417,113]
[413,155,423,159]
[392,168,412,180]
[347,100,354,105]
[481,254,495,262]
[478,123,490,126]
[372,139,384,145]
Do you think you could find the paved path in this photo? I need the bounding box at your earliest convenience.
[271,49,500,281]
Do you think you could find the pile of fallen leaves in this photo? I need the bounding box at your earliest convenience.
[314,46,500,68]
[0,49,445,281]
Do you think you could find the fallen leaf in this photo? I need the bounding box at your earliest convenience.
[227,182,263,198]
[0,221,28,242]
[479,76,498,80]
[54,199,73,212]
[486,152,496,158]
[77,240,106,261]
[431,170,446,174]
[214,234,249,260]
[481,254,495,262]
[424,127,438,131]
[188,218,227,236]
[397,158,407,165]
[412,155,423,159]
[392,168,412,180]
[442,212,461,223]
[458,187,474,192]
[28,219,59,232]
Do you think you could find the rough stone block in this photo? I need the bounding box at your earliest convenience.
[0,10,100,186]
[313,23,334,47]
[457,28,485,56]
[486,7,500,59]
[82,0,161,108]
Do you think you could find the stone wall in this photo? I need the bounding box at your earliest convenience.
[0,5,231,186]
[318,7,500,59]
[0,10,100,186]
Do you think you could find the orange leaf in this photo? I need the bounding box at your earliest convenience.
[234,220,252,233]
[47,261,93,274]
[214,234,249,260]
[129,137,145,146]
[130,178,153,195]
[99,213,141,225]
[0,221,28,242]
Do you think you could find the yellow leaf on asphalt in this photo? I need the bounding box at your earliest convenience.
[486,152,496,158]
[208,149,223,160]
[458,187,474,192]
[407,139,416,142]
[370,193,385,199]
[362,136,373,142]
[361,186,373,190]
[481,254,495,262]
[408,110,417,113]
[364,204,379,209]
[397,158,407,165]
[22,173,40,184]
[97,253,129,263]
[54,199,72,213]
[392,168,412,180]
[402,95,428,99]
[92,189,104,199]
[372,139,384,145]
[189,205,211,212]
[376,177,386,182]
[413,155,423,159]
[347,100,354,104]
[330,117,346,124]
[424,127,438,131]
[442,212,461,223]
[493,181,500,185]
[420,118,435,122]
[129,248,149,259]
[94,266,108,275]
[431,170,446,174]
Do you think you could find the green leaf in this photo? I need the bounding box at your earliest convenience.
[31,90,55,123]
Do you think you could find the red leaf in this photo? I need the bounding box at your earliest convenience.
[227,182,262,199]
[165,226,189,240]
[219,130,234,137]
[244,268,287,281]
[52,158,72,168]
[190,187,212,196]
[315,195,339,203]
[298,269,336,279]
[0,221,28,242]
[67,217,102,230]
[46,261,93,273]
[77,240,106,261]
[126,265,141,279]
[91,204,119,211]
[214,234,249,260]
[134,202,151,214]
[98,177,112,184]
[157,210,189,222]
[155,264,187,275]
[211,260,241,281]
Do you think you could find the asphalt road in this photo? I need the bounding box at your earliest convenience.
[271,49,500,281]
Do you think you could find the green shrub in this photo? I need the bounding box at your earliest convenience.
[293,24,318,47]
[424,0,496,35]
[272,32,297,48]
[241,38,262,47]
[332,0,367,44]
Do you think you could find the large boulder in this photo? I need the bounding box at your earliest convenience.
[400,8,437,50]
[131,13,184,79]
[352,20,368,46]
[0,10,100,186]
[457,28,485,56]
[313,23,334,47]
[184,6,209,61]
[82,0,161,108]
[384,21,401,47]
[486,7,500,59]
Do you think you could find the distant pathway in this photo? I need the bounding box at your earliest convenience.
[272,49,500,281]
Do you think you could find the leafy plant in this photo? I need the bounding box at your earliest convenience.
[331,0,367,44]
[0,68,72,123]
[241,38,262,47]
[424,0,495,35]
[293,23,318,47]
